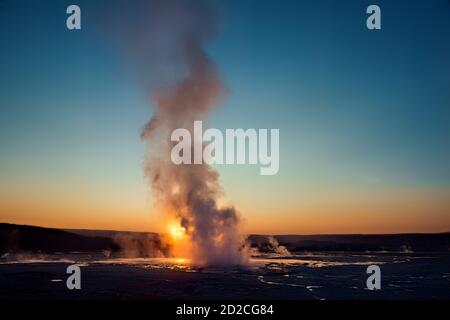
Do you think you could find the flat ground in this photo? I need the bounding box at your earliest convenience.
[0,253,449,299]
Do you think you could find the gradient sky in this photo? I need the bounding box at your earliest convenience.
[1,0,450,234]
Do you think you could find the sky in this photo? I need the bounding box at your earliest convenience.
[1,0,450,234]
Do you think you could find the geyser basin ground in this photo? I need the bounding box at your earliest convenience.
[1,252,449,300]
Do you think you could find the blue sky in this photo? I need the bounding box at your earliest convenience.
[1,0,449,233]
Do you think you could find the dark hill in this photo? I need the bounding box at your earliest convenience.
[249,233,450,252]
[0,223,118,253]
[2,222,449,254]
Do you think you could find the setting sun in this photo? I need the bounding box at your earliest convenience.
[168,223,186,241]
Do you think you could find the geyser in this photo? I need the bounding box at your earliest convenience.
[106,0,248,265]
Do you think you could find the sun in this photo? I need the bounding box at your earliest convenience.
[169,223,186,240]
[164,219,191,260]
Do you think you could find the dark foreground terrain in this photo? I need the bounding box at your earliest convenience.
[1,223,449,299]
[0,252,449,300]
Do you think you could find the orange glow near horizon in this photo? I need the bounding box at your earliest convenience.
[163,218,192,259]
[1,183,450,235]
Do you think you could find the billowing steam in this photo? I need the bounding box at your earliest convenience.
[102,0,247,265]
[267,237,291,256]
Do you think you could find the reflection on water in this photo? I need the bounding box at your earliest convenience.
[0,252,406,270]
[1,252,449,299]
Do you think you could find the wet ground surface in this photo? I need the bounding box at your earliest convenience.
[1,252,449,299]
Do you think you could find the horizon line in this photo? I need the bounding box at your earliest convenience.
[2,222,449,237]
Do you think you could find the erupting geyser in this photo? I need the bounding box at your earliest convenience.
[108,0,248,265]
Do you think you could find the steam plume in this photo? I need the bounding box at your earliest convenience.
[267,237,291,256]
[106,0,247,265]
